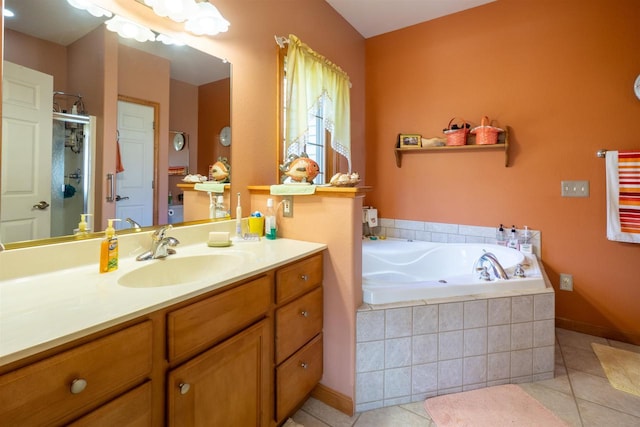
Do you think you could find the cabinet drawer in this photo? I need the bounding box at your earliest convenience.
[0,321,152,426]
[167,275,271,362]
[68,381,152,427]
[275,287,323,364]
[276,253,323,304]
[276,334,323,421]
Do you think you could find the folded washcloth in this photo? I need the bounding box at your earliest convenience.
[194,182,226,193]
[606,150,640,243]
[270,184,316,195]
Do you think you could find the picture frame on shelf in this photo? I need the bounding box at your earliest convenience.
[399,134,422,149]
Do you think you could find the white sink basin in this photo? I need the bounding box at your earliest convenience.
[118,254,244,288]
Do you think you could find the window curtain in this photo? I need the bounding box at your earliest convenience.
[285,34,352,170]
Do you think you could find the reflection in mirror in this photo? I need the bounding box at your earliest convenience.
[1,0,231,246]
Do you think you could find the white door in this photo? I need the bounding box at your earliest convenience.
[115,101,154,229]
[1,61,53,243]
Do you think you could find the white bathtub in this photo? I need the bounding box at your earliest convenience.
[362,238,548,304]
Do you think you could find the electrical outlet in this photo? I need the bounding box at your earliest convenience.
[561,180,589,197]
[559,273,573,291]
[283,196,293,218]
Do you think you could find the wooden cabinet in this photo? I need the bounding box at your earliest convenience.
[167,320,270,427]
[0,251,324,426]
[274,253,324,422]
[0,321,152,426]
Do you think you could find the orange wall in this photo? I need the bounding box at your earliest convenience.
[365,0,640,342]
[169,79,199,201]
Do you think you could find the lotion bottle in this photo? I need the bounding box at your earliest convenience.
[265,198,277,240]
[100,219,120,273]
[520,225,533,254]
[496,224,507,246]
[507,225,520,250]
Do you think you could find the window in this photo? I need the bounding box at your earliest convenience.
[277,35,351,184]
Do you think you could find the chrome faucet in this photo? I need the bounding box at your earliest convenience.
[474,252,509,280]
[136,225,180,261]
[125,217,142,231]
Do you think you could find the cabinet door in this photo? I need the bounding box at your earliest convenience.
[167,320,271,427]
[68,382,152,427]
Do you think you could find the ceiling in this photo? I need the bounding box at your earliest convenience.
[325,0,496,38]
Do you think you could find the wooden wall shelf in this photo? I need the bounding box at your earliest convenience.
[394,127,510,167]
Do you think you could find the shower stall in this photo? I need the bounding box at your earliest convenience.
[51,112,96,237]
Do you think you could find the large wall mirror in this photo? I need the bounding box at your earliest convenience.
[1,0,231,247]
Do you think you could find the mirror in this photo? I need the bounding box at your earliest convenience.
[1,0,231,246]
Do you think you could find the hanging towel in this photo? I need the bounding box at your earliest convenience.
[270,184,316,195]
[194,182,226,193]
[606,150,640,243]
[116,139,125,173]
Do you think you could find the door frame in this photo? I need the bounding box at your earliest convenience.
[117,95,159,226]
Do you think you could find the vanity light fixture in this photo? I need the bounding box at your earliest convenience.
[3,8,15,17]
[66,0,112,18]
[105,15,156,43]
[156,34,186,46]
[144,0,230,36]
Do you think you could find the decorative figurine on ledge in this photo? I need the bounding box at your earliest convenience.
[209,157,230,182]
[280,153,320,183]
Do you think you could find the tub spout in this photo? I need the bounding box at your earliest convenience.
[474,252,509,280]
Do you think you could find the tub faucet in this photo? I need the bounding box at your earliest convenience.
[475,252,509,280]
[136,225,180,261]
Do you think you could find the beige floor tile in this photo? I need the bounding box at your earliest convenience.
[561,344,606,377]
[300,398,359,427]
[354,405,433,427]
[290,411,332,427]
[608,339,640,354]
[398,401,433,420]
[556,328,608,351]
[518,383,582,427]
[577,398,640,427]
[532,364,573,395]
[568,369,640,418]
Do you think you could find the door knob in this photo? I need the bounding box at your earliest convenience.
[32,201,50,210]
[115,195,129,201]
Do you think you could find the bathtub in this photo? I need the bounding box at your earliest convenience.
[362,238,548,305]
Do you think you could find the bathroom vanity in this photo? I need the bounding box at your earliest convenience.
[0,234,325,426]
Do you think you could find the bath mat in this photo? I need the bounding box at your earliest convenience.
[592,342,640,397]
[424,384,568,427]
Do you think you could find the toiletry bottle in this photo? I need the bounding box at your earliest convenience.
[100,219,120,273]
[520,225,533,254]
[215,195,227,218]
[235,192,242,236]
[507,225,520,250]
[265,198,277,240]
[496,224,507,246]
[74,213,93,237]
[168,191,173,205]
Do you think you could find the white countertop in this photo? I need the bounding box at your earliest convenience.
[0,236,326,366]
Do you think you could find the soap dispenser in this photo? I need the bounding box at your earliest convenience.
[100,219,121,273]
[74,213,93,238]
[507,225,520,250]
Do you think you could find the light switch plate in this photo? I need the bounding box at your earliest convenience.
[561,180,589,197]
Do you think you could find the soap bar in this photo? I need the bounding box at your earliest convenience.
[208,231,230,243]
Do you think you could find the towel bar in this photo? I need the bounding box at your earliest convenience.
[596,149,607,158]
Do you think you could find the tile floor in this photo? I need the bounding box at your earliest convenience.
[291,328,640,426]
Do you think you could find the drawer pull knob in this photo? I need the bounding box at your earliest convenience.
[300,274,308,281]
[179,383,191,395]
[301,310,309,317]
[70,378,87,394]
[300,362,308,369]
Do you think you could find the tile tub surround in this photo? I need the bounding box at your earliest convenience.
[355,293,555,412]
[371,219,542,258]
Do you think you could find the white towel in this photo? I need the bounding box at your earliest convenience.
[606,150,640,243]
[365,208,378,228]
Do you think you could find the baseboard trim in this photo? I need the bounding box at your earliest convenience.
[311,383,354,416]
[556,317,639,345]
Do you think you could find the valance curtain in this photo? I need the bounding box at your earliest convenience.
[285,34,352,170]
